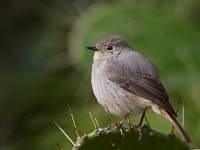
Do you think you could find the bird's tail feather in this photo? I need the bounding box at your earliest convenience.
[161,108,191,143]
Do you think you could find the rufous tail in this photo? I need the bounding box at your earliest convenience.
[161,108,191,143]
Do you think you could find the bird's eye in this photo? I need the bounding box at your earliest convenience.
[106,46,114,50]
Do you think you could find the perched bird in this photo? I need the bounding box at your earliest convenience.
[86,35,191,143]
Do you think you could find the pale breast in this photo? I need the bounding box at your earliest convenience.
[91,59,152,116]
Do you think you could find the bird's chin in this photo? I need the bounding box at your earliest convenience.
[93,51,105,60]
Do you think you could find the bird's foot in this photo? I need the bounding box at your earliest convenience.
[130,124,143,140]
[107,113,130,139]
[115,122,125,139]
[107,122,125,139]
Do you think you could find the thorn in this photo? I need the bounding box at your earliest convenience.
[144,115,150,127]
[98,115,107,127]
[93,115,100,129]
[182,99,185,129]
[171,124,175,133]
[67,120,84,136]
[104,103,116,126]
[176,96,181,114]
[53,140,64,150]
[109,141,116,147]
[54,121,75,146]
[127,114,131,129]
[87,106,97,129]
[68,104,79,138]
[171,96,181,133]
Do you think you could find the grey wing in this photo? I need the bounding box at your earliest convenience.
[106,53,177,117]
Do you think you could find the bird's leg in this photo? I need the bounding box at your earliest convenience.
[131,109,147,140]
[118,112,130,126]
[114,112,130,139]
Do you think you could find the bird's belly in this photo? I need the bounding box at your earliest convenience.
[92,70,152,116]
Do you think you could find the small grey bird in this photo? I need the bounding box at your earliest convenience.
[86,35,191,143]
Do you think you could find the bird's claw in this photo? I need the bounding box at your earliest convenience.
[130,124,143,140]
[138,127,142,140]
[114,123,125,139]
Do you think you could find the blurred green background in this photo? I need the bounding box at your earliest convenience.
[0,0,200,149]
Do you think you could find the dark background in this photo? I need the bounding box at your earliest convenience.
[0,0,200,149]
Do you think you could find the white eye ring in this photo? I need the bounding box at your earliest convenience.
[106,45,114,50]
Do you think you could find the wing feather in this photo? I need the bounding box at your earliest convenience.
[106,52,177,116]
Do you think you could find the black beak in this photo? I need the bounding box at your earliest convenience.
[86,46,98,51]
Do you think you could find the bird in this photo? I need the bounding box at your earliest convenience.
[86,35,191,143]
